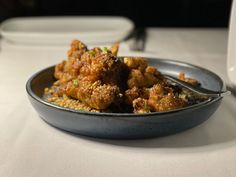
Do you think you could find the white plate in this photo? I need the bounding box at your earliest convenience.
[0,16,134,45]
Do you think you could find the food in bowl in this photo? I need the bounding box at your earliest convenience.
[44,40,207,113]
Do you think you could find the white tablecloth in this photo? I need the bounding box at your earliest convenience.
[1,28,236,177]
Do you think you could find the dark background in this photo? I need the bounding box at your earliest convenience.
[0,0,232,27]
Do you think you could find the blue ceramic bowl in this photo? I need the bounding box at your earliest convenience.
[26,58,223,139]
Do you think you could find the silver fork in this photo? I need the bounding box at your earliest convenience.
[164,74,231,98]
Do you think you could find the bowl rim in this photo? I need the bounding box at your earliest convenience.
[26,57,223,117]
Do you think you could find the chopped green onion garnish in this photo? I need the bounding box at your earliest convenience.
[73,79,78,87]
[103,47,108,53]
[89,50,96,57]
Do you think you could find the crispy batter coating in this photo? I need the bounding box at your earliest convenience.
[148,84,186,112]
[53,41,124,110]
[124,57,166,88]
[44,39,205,113]
[54,40,88,83]
[125,87,149,105]
[79,51,123,85]
[124,57,147,72]
[65,80,121,110]
[67,40,87,59]
[133,98,151,113]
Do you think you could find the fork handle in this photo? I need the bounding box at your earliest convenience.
[164,74,231,98]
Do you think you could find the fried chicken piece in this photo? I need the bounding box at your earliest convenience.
[55,41,121,85]
[133,98,151,113]
[152,94,186,112]
[67,39,87,59]
[48,39,206,113]
[63,48,121,107]
[124,57,147,72]
[124,57,166,88]
[127,69,145,88]
[178,72,199,86]
[65,79,121,110]
[79,51,123,85]
[54,60,76,83]
[148,84,186,112]
[144,66,165,86]
[54,40,88,83]
[54,57,81,83]
[54,61,67,80]
[125,87,149,105]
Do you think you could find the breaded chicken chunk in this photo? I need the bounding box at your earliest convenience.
[54,40,87,83]
[45,39,204,113]
[124,57,166,88]
[125,87,149,105]
[55,45,124,110]
[78,50,123,85]
[133,98,151,113]
[148,84,186,112]
[65,79,121,110]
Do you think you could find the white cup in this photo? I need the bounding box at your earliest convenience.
[228,0,236,88]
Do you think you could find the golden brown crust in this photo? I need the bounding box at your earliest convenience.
[79,52,123,85]
[76,80,120,110]
[54,40,88,83]
[44,40,204,113]
[125,87,149,105]
[124,57,166,88]
[67,40,87,58]
[133,98,151,113]
[148,84,186,112]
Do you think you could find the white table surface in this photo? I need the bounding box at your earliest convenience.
[1,28,236,177]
